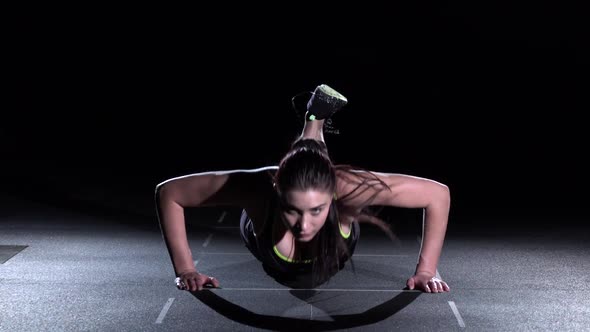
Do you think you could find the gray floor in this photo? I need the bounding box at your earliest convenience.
[1,195,589,332]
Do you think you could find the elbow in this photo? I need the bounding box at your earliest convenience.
[155,180,187,209]
[155,182,163,201]
[438,183,451,210]
[155,181,171,205]
[430,182,451,211]
[154,182,182,221]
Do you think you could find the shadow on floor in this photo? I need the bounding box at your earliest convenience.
[193,289,421,331]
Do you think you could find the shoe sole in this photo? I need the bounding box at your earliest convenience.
[317,84,348,104]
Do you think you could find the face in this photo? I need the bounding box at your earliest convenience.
[280,189,333,242]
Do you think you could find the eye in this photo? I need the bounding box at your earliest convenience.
[310,208,322,215]
[284,208,298,215]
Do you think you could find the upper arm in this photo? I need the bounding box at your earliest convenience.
[155,166,277,208]
[372,172,450,209]
[336,170,450,210]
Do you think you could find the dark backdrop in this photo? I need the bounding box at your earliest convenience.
[7,6,588,229]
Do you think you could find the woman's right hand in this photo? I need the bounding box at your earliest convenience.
[175,271,220,291]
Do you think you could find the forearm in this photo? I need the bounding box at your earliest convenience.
[416,200,450,275]
[154,172,237,277]
[156,194,197,276]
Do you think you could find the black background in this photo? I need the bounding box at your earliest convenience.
[7,5,589,228]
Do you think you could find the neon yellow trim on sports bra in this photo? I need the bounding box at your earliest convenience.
[339,221,351,239]
[273,190,348,263]
[272,223,350,263]
[273,245,312,263]
[333,192,351,238]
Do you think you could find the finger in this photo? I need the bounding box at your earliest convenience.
[433,280,443,293]
[441,281,451,292]
[426,280,436,293]
[187,278,198,292]
[209,277,220,288]
[203,277,215,288]
[199,276,210,291]
[435,281,443,293]
[406,278,415,290]
[199,275,212,290]
[424,282,432,293]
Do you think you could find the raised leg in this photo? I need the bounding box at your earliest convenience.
[298,116,326,142]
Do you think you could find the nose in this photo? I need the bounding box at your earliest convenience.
[298,214,311,233]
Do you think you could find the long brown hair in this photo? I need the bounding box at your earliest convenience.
[273,139,349,286]
[273,138,394,286]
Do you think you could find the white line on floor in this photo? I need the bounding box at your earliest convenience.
[197,252,253,255]
[202,234,213,248]
[448,301,466,328]
[194,259,199,267]
[354,254,410,257]
[195,252,409,257]
[155,298,175,324]
[217,211,227,223]
[208,288,419,292]
[418,236,464,327]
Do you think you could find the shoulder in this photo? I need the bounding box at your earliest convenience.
[335,166,449,209]
[334,167,385,208]
[156,165,278,208]
[158,165,277,187]
[335,167,388,193]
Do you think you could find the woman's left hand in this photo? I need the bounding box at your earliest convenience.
[406,272,450,293]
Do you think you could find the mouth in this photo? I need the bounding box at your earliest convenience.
[297,232,313,240]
